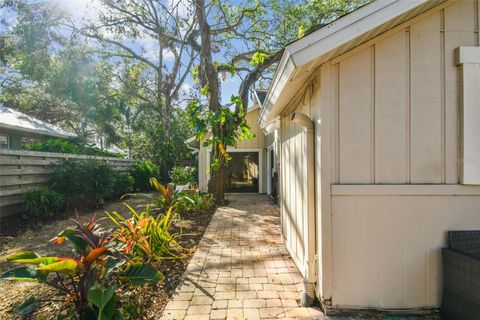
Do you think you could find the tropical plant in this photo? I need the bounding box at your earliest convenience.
[107,205,186,262]
[0,214,162,319]
[173,193,215,214]
[26,138,123,158]
[130,160,161,192]
[148,177,214,214]
[169,166,197,185]
[23,187,64,221]
[149,177,176,210]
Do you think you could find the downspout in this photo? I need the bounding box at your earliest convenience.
[291,112,316,307]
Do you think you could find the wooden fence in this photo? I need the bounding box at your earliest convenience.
[0,149,135,218]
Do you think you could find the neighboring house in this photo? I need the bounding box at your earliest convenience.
[186,91,280,194]
[0,105,76,149]
[0,105,126,155]
[259,0,480,311]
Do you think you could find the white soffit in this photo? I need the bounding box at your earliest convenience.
[259,0,447,127]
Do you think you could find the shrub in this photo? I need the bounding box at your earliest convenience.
[130,160,160,191]
[112,171,134,198]
[169,166,197,185]
[49,159,84,203]
[23,187,64,221]
[27,138,79,154]
[81,160,116,205]
[1,214,162,319]
[26,138,122,158]
[50,159,125,209]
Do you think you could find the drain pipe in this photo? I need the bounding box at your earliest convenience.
[291,112,317,307]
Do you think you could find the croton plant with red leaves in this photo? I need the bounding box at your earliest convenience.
[1,213,162,319]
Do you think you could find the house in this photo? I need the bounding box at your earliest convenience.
[0,105,126,155]
[0,105,76,149]
[188,90,280,194]
[259,0,480,311]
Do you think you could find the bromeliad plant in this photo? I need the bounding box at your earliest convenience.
[107,204,187,262]
[1,214,162,319]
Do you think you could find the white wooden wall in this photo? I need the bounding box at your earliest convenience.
[279,0,480,309]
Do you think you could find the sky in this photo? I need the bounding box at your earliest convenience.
[15,0,246,107]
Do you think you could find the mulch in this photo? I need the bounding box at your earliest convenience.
[0,196,215,319]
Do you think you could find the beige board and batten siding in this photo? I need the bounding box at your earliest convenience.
[280,85,313,274]
[280,0,480,309]
[0,149,134,218]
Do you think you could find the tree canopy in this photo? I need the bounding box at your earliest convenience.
[0,0,368,188]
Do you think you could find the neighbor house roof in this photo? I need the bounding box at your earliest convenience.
[259,0,448,126]
[254,90,267,107]
[0,105,77,139]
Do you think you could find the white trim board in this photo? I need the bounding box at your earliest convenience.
[331,184,480,196]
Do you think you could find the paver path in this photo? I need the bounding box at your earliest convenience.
[161,193,323,320]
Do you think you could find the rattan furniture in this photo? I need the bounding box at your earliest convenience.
[442,230,480,320]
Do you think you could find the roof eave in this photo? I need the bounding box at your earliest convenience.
[0,123,76,139]
[259,0,436,127]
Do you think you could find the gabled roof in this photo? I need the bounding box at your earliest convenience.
[0,105,77,139]
[259,0,447,126]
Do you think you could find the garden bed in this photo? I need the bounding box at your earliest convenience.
[0,196,215,319]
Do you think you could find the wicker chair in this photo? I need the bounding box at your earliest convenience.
[442,231,480,320]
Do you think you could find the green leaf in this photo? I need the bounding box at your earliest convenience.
[58,229,89,254]
[123,263,162,286]
[192,66,198,84]
[1,267,47,282]
[297,25,305,39]
[87,283,115,309]
[249,52,267,66]
[201,84,209,96]
[13,296,40,315]
[14,257,60,265]
[37,259,78,275]
[100,292,116,320]
[7,251,39,261]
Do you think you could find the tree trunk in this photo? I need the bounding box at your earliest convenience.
[208,145,227,203]
[196,0,227,202]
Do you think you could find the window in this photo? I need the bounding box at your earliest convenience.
[0,134,9,149]
[457,47,480,184]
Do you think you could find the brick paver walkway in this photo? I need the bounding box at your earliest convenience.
[161,193,323,320]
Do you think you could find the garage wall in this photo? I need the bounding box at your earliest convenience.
[310,0,480,308]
